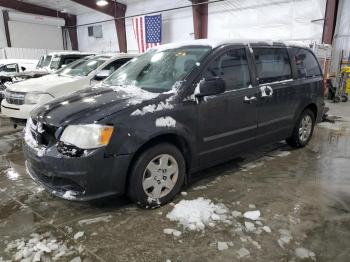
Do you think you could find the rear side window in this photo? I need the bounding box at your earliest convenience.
[204,48,251,90]
[253,48,292,84]
[293,48,322,78]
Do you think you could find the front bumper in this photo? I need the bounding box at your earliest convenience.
[1,100,35,119]
[23,142,132,201]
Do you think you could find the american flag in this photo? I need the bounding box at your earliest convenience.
[132,14,162,53]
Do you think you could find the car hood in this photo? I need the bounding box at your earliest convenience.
[32,85,162,127]
[7,74,81,93]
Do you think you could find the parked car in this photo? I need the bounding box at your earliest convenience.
[10,52,94,82]
[1,54,135,122]
[0,59,38,106]
[23,40,325,207]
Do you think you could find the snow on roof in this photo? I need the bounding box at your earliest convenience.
[152,39,310,51]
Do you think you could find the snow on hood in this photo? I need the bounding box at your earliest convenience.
[6,74,80,93]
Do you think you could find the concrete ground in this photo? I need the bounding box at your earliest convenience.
[0,102,350,262]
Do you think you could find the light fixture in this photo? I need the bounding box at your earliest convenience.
[96,0,109,6]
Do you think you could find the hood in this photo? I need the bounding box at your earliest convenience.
[7,74,80,93]
[31,85,162,127]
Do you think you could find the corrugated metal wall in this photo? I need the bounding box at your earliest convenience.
[0,47,65,60]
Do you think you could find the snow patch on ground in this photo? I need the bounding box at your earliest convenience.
[4,168,20,181]
[73,232,84,240]
[317,121,346,131]
[241,162,264,171]
[166,198,228,231]
[277,229,293,248]
[163,228,182,237]
[155,116,176,127]
[236,247,250,258]
[271,151,291,157]
[295,247,316,260]
[4,232,75,261]
[243,210,261,220]
[78,215,112,226]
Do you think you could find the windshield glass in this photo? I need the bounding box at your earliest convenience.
[49,56,62,70]
[36,56,45,69]
[104,46,211,93]
[59,56,109,77]
[42,55,52,68]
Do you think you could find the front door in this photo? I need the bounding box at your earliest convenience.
[196,47,259,166]
[251,46,296,145]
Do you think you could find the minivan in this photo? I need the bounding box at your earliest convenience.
[23,40,325,208]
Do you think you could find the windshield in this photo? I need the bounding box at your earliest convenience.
[59,56,109,77]
[36,56,45,69]
[42,55,52,68]
[49,56,62,70]
[104,46,211,93]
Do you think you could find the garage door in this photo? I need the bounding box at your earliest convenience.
[8,12,64,50]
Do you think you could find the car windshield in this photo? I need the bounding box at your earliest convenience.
[49,56,62,70]
[42,55,52,68]
[59,56,110,77]
[104,46,211,93]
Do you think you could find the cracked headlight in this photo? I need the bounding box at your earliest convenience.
[24,92,53,105]
[60,124,114,149]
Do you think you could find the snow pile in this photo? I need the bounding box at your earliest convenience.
[277,229,293,248]
[24,118,46,157]
[78,215,112,226]
[4,232,76,261]
[163,228,182,237]
[166,198,228,230]
[243,210,261,220]
[131,100,174,116]
[111,85,159,105]
[295,247,316,260]
[155,116,176,127]
[4,168,20,181]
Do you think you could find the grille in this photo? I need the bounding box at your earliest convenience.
[29,119,58,147]
[5,91,25,105]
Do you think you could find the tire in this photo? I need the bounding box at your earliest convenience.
[341,96,348,102]
[286,109,315,148]
[127,143,186,208]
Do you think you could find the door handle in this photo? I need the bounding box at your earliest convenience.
[260,85,273,98]
[244,95,257,103]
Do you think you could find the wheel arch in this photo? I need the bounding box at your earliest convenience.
[126,133,193,186]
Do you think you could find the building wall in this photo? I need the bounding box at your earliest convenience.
[0,9,8,48]
[75,0,327,53]
[208,0,326,41]
[77,12,119,53]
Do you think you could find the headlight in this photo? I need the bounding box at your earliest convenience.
[60,124,114,149]
[24,92,52,105]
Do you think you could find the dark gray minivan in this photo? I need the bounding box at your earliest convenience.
[24,40,325,207]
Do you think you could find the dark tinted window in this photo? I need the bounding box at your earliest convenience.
[293,48,322,78]
[102,58,131,75]
[204,48,251,90]
[253,48,292,84]
[0,64,18,73]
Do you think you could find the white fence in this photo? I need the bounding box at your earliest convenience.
[0,47,66,60]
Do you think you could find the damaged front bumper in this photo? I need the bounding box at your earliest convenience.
[23,142,132,201]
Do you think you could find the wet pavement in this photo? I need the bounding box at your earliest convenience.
[0,102,350,262]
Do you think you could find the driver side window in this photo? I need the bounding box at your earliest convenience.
[204,48,251,91]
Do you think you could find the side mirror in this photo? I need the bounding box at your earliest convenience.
[196,77,226,97]
[94,70,110,81]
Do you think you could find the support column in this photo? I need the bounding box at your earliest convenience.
[322,0,338,44]
[64,14,79,51]
[191,0,208,39]
[115,2,127,53]
[2,10,11,47]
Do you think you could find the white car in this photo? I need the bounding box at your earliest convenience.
[0,59,38,74]
[1,54,135,121]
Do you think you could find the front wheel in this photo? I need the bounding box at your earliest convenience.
[127,143,186,208]
[286,109,315,148]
